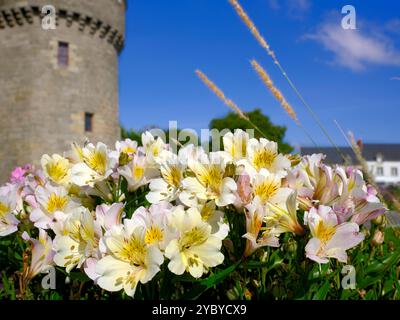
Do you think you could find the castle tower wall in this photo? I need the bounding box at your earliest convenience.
[0,0,126,182]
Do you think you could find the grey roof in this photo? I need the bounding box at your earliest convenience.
[300,144,400,164]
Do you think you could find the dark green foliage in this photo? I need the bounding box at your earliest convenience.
[121,126,141,143]
[209,109,293,154]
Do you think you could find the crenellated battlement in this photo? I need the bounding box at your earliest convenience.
[0,5,125,52]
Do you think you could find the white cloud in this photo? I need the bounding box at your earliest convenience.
[305,18,400,71]
[391,76,400,81]
[269,0,311,18]
[287,0,310,13]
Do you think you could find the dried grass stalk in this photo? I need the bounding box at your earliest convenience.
[195,69,249,121]
[251,59,299,124]
[228,0,277,62]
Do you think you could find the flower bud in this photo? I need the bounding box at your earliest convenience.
[372,215,384,226]
[372,230,384,246]
[244,289,252,300]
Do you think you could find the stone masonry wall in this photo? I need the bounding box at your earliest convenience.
[0,0,126,182]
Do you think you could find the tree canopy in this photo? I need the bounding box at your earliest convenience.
[209,108,292,153]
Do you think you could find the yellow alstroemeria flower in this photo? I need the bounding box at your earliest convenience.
[165,206,227,278]
[41,154,71,186]
[95,219,164,297]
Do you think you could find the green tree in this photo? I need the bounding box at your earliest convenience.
[209,108,292,153]
[121,126,141,143]
[121,126,198,149]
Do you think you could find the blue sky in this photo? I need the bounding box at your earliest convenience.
[119,0,400,149]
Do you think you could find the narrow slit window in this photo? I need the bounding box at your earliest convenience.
[85,112,94,132]
[58,42,69,67]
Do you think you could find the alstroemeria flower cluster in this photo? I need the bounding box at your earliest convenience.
[0,129,387,297]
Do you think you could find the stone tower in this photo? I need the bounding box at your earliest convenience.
[0,0,126,182]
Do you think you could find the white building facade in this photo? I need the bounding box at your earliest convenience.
[367,156,400,185]
[301,144,400,186]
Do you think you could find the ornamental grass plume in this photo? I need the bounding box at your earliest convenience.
[195,69,267,138]
[228,0,345,159]
[195,69,249,121]
[228,0,277,62]
[348,132,375,184]
[251,59,299,124]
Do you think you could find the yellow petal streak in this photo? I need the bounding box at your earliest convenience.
[85,151,106,175]
[46,159,69,183]
[315,221,336,243]
[253,149,277,171]
[179,226,209,250]
[118,237,147,267]
[145,225,164,245]
[253,178,280,204]
[122,146,136,154]
[163,165,182,188]
[46,193,68,213]
[196,165,223,195]
[0,202,10,217]
[132,165,145,180]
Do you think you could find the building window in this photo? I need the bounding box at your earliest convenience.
[84,112,93,132]
[391,167,398,177]
[58,42,69,67]
[376,167,384,176]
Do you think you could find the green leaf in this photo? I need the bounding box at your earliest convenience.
[69,271,90,282]
[382,279,394,296]
[185,260,242,300]
[364,251,400,275]
[312,281,330,300]
[358,251,400,289]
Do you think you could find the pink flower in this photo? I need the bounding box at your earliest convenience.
[242,199,279,257]
[305,206,364,264]
[234,173,252,208]
[22,230,55,280]
[10,166,27,184]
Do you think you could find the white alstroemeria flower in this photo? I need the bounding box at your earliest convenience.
[70,142,117,187]
[288,154,338,209]
[22,230,55,280]
[265,191,304,235]
[132,202,175,250]
[118,154,159,191]
[304,205,364,264]
[222,129,249,162]
[146,150,186,204]
[243,199,280,257]
[142,131,168,166]
[165,206,226,278]
[116,139,138,157]
[95,203,125,231]
[95,219,164,297]
[180,152,237,207]
[334,167,386,225]
[30,183,80,230]
[197,200,229,237]
[0,186,19,237]
[242,138,290,176]
[176,144,208,167]
[41,154,71,186]
[251,169,292,206]
[53,207,102,273]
